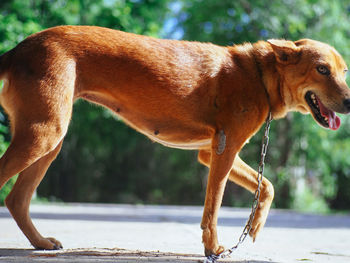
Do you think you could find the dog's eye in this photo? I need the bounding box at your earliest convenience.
[316,65,330,75]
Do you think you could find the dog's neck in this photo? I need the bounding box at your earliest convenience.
[250,41,290,119]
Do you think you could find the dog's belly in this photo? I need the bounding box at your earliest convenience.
[119,114,213,150]
[147,135,211,149]
[80,92,213,150]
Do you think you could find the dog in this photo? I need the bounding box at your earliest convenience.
[0,25,349,256]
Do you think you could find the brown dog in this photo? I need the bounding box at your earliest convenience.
[0,26,349,256]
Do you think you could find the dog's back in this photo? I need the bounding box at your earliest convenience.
[0,26,239,148]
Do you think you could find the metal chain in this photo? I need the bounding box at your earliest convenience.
[204,112,272,263]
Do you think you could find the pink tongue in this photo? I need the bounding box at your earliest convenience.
[317,97,341,130]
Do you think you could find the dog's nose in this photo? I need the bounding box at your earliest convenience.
[344,98,350,112]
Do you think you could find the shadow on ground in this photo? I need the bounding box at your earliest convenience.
[0,248,276,263]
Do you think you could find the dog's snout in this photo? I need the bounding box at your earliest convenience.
[344,98,350,112]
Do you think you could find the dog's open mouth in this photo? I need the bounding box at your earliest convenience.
[305,91,341,130]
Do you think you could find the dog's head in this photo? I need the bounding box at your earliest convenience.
[268,39,350,130]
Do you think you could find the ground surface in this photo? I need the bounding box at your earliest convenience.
[0,203,350,262]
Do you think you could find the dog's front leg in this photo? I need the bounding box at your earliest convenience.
[200,131,239,256]
[198,150,274,254]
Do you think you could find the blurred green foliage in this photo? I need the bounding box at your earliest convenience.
[0,0,350,212]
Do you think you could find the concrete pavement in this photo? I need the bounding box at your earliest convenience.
[0,203,350,262]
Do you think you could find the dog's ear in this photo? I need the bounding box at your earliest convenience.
[267,39,301,64]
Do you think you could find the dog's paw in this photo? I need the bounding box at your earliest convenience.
[249,200,271,241]
[204,245,225,257]
[202,226,225,257]
[249,181,274,241]
[34,237,63,250]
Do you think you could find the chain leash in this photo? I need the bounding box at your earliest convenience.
[204,112,272,263]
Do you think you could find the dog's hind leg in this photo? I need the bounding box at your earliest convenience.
[0,60,75,249]
[0,109,71,249]
[0,114,69,249]
[0,106,72,249]
[5,140,64,249]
